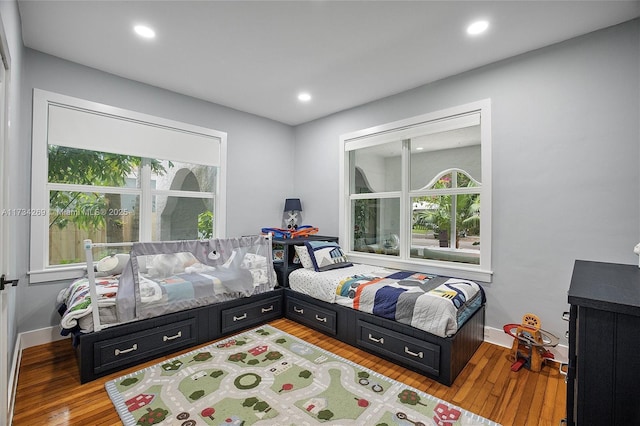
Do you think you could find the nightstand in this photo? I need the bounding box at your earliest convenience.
[271,235,338,287]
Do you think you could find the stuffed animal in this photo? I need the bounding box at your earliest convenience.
[147,252,198,278]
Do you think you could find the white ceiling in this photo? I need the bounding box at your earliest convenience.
[17,1,640,126]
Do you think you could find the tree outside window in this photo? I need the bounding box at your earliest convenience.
[47,145,215,265]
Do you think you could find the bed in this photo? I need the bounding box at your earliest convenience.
[57,235,284,383]
[59,235,484,386]
[284,240,486,386]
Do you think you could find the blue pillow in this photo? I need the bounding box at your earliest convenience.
[305,241,352,272]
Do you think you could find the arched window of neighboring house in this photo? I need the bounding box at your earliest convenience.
[160,169,209,240]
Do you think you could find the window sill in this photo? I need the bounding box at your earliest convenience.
[345,252,493,283]
[28,265,86,284]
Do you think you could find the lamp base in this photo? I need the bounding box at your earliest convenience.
[282,211,302,230]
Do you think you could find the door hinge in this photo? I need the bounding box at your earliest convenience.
[0,274,18,291]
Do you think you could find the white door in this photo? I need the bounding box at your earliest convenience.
[0,55,10,426]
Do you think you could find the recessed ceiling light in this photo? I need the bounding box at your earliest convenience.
[298,92,312,102]
[416,147,424,151]
[467,20,489,36]
[134,25,156,39]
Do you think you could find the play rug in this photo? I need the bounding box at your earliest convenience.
[106,325,499,425]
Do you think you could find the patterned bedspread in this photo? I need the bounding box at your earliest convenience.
[56,275,120,335]
[58,259,272,335]
[289,265,485,337]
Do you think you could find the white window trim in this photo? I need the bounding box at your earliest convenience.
[339,99,492,282]
[29,89,227,283]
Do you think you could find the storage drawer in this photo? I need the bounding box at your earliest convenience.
[357,320,440,375]
[286,297,337,335]
[221,295,282,334]
[94,319,196,374]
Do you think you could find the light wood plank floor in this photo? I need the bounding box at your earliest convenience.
[12,318,566,425]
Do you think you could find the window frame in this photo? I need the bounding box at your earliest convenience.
[339,99,492,282]
[29,89,227,283]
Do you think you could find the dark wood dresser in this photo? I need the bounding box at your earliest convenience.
[566,260,640,425]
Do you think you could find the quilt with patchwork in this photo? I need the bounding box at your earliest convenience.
[290,266,484,337]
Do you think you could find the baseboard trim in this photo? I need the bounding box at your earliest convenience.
[8,336,20,425]
[18,324,67,349]
[484,325,568,364]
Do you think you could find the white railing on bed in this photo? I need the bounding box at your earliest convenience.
[83,234,273,333]
[83,239,133,333]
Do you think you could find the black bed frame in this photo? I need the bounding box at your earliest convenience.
[73,286,484,386]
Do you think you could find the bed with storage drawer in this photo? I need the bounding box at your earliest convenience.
[59,235,485,386]
[57,235,284,383]
[284,240,486,386]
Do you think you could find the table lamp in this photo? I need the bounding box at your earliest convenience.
[283,198,302,229]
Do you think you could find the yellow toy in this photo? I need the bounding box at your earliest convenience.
[503,313,559,372]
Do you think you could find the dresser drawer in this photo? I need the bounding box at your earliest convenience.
[94,319,196,374]
[221,295,282,334]
[286,297,337,335]
[357,320,440,375]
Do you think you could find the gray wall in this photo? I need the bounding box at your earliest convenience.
[293,19,640,340]
[15,49,295,332]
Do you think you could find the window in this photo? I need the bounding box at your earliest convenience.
[30,89,227,282]
[340,100,491,281]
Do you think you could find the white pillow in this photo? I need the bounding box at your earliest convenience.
[294,245,314,269]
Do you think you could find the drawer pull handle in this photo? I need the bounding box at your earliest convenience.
[315,315,327,323]
[404,347,423,358]
[562,311,570,321]
[261,305,274,313]
[368,334,384,344]
[294,307,304,314]
[163,331,182,342]
[233,313,247,321]
[559,363,568,377]
[115,344,138,356]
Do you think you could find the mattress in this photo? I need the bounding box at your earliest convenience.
[289,264,485,338]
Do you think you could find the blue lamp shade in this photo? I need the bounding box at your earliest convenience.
[284,198,302,212]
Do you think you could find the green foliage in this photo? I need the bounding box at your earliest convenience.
[413,176,480,238]
[197,210,214,239]
[48,145,170,231]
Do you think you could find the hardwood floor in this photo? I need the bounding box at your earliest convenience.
[12,318,566,425]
